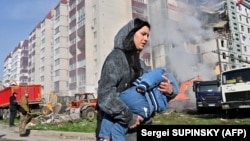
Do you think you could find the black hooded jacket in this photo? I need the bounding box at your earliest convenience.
[97,18,149,127]
[10,94,18,111]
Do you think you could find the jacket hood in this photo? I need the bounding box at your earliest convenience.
[114,19,135,51]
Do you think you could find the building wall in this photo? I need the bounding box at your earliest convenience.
[2,54,12,86]
[68,0,86,96]
[28,26,41,84]
[85,0,132,95]
[20,40,29,85]
[40,14,54,100]
[10,44,21,84]
[53,2,69,96]
[227,0,250,69]
[2,0,149,97]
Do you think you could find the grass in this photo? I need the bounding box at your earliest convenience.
[1,108,250,132]
[29,119,96,132]
[153,110,250,125]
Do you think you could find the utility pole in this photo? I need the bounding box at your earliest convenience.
[216,40,222,74]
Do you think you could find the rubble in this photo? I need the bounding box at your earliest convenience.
[27,113,79,126]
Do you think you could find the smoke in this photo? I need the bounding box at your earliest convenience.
[169,47,216,82]
[167,2,219,81]
[173,5,217,109]
[150,0,223,109]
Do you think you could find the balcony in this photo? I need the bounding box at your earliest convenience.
[132,0,147,8]
[77,39,85,52]
[69,44,76,55]
[69,82,77,90]
[77,25,85,39]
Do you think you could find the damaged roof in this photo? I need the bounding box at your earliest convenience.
[204,21,228,28]
[200,1,226,14]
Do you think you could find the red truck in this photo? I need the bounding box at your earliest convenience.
[0,84,43,120]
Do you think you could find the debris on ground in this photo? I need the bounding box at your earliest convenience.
[27,113,80,127]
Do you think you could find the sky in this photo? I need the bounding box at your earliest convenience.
[0,0,60,78]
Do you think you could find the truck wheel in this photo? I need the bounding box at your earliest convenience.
[41,106,51,115]
[82,107,96,121]
[196,107,204,114]
[226,109,237,119]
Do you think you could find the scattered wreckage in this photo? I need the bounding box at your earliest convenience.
[28,92,97,126]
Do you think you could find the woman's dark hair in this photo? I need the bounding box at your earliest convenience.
[123,18,150,86]
[133,18,151,34]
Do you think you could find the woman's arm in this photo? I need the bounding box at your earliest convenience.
[97,51,134,125]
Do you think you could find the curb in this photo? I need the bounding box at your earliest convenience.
[0,124,96,141]
[29,130,96,140]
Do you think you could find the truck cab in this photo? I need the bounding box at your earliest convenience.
[193,80,222,113]
[220,67,250,118]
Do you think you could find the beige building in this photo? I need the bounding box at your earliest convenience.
[69,0,149,96]
[8,0,246,100]
[9,0,148,100]
[84,0,133,94]
[39,12,55,99]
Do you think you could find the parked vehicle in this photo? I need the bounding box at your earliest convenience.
[0,84,43,120]
[41,91,62,115]
[66,92,97,121]
[57,95,74,114]
[193,80,222,113]
[220,67,250,118]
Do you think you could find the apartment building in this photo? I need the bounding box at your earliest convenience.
[70,0,149,95]
[199,0,250,72]
[52,1,69,97]
[19,40,29,84]
[2,40,29,87]
[2,0,149,99]
[39,10,57,99]
[28,0,69,99]
[147,0,250,81]
[61,0,149,96]
[2,42,23,86]
[225,0,250,70]
[11,48,21,83]
[69,0,150,97]
[28,24,41,85]
[2,53,12,87]
[68,0,87,96]
[8,0,250,100]
[147,0,220,82]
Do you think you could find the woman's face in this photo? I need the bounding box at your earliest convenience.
[133,26,150,51]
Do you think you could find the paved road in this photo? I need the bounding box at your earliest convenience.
[0,124,96,141]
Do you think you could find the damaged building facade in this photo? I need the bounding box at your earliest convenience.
[202,0,250,72]
[148,0,250,80]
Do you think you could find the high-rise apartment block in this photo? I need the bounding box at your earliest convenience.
[2,0,150,101]
[2,0,250,101]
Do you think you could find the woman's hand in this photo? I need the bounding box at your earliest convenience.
[158,75,173,95]
[129,115,144,129]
